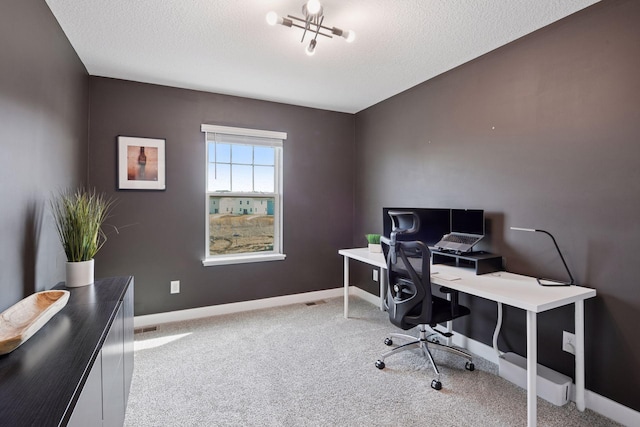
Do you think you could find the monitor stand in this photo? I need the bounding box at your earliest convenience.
[431,249,503,275]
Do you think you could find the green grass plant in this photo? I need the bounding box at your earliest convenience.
[365,234,381,244]
[51,188,115,262]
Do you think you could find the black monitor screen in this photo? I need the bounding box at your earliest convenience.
[451,209,484,235]
[382,207,451,246]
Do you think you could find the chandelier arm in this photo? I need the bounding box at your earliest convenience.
[318,23,337,33]
[311,16,324,42]
[270,2,349,53]
[287,19,333,38]
[300,20,309,42]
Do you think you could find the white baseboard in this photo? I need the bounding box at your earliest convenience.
[583,389,639,426]
[451,329,500,364]
[449,317,640,426]
[134,287,344,328]
[134,286,639,426]
[351,286,382,306]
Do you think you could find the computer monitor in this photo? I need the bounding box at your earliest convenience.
[382,207,451,246]
[451,209,485,235]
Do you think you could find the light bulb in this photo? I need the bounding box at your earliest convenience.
[306,0,322,15]
[333,27,356,43]
[306,39,317,56]
[345,30,356,43]
[266,11,279,26]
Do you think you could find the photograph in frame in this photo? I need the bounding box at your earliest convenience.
[118,136,166,190]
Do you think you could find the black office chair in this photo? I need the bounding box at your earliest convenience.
[375,211,474,390]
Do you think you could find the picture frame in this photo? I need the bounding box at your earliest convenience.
[117,136,166,190]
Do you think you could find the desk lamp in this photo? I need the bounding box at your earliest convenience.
[510,227,575,286]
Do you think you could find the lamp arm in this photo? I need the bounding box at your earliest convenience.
[536,229,575,285]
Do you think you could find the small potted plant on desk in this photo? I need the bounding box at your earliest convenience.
[366,234,382,253]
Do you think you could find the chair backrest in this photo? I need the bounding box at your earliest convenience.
[381,211,433,330]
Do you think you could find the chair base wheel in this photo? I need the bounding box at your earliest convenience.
[375,360,385,369]
[431,379,442,390]
[384,337,393,346]
[465,361,475,371]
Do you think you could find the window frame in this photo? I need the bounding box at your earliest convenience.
[201,124,286,266]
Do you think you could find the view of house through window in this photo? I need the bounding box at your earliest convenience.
[202,125,285,265]
[208,196,275,254]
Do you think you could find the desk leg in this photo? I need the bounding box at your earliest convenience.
[575,300,586,411]
[379,267,386,311]
[343,256,350,318]
[527,310,537,427]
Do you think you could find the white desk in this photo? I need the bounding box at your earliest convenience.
[338,248,387,318]
[338,247,596,427]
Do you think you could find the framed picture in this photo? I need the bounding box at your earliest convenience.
[117,136,166,190]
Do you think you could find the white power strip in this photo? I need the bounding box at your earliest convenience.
[498,352,572,406]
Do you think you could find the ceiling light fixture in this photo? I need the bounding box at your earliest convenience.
[266,0,355,56]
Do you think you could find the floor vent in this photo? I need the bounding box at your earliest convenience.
[134,326,158,334]
[305,300,326,306]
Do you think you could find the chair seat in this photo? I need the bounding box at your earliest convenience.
[404,295,470,328]
[430,296,470,325]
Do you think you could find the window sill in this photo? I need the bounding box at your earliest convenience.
[202,253,286,267]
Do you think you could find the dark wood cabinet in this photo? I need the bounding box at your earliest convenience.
[0,276,134,426]
[101,302,126,427]
[67,353,103,426]
[123,281,134,405]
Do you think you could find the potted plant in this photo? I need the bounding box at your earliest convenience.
[365,234,382,253]
[51,188,115,287]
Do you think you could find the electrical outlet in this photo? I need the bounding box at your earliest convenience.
[373,269,379,282]
[170,280,180,294]
[562,331,575,355]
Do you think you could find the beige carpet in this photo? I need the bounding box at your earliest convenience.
[124,296,618,427]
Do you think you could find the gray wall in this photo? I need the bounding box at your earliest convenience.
[88,77,354,316]
[353,0,640,411]
[0,0,88,311]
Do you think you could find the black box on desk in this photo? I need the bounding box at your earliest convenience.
[431,250,503,275]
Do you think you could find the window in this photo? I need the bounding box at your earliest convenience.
[202,124,286,266]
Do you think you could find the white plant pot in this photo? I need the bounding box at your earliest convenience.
[66,259,95,288]
[368,243,382,253]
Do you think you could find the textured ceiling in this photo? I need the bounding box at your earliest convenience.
[45,0,600,113]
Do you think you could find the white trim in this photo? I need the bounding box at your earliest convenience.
[448,315,639,426]
[203,124,285,264]
[350,286,382,306]
[201,124,287,140]
[134,287,343,328]
[202,253,286,267]
[450,328,499,364]
[583,389,640,426]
